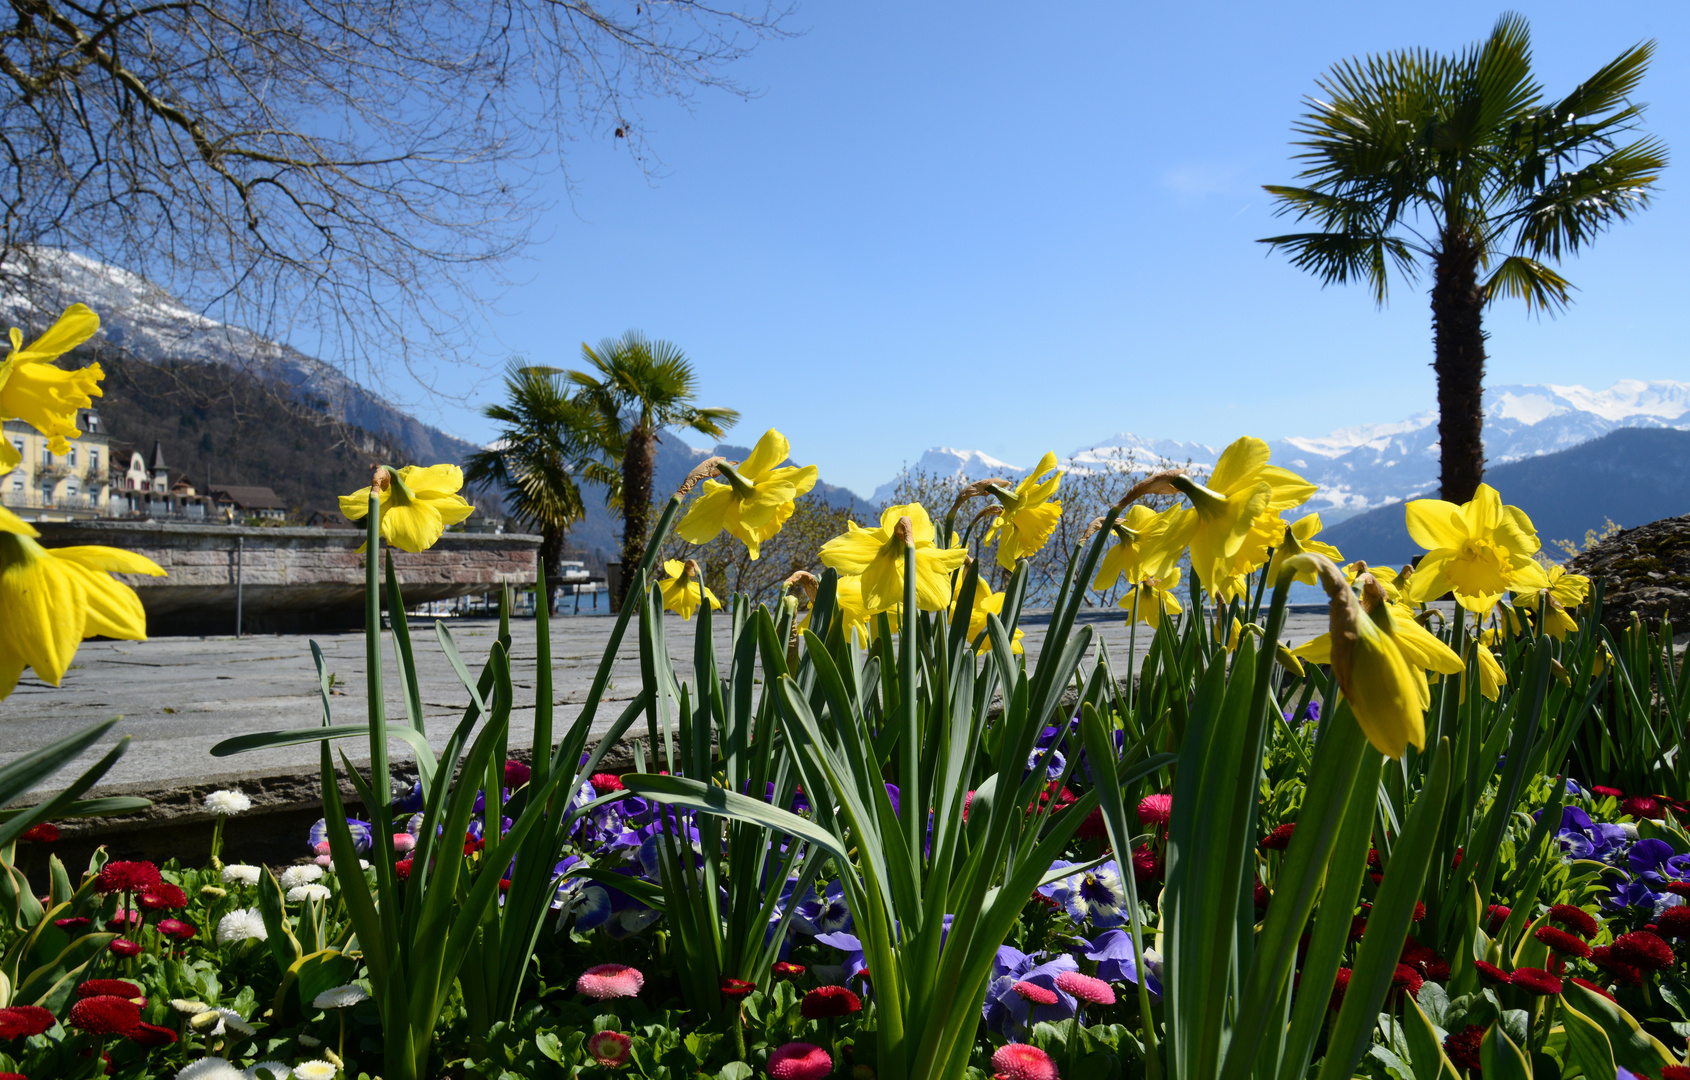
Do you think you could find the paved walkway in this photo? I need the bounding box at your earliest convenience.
[3,607,1330,795]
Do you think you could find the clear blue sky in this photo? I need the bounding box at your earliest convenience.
[411,1,1690,500]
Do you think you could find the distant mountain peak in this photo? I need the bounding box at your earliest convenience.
[881,379,1690,522]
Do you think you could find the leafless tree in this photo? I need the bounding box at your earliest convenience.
[0,0,795,389]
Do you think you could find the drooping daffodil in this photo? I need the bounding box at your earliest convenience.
[0,505,165,697]
[1469,641,1507,702]
[1118,567,1183,630]
[1091,504,1191,593]
[1172,437,1316,601]
[0,304,104,471]
[1294,567,1462,711]
[951,570,1023,654]
[658,559,720,621]
[1404,484,1549,613]
[675,429,819,559]
[819,502,967,614]
[1292,552,1426,758]
[340,464,474,553]
[983,452,1063,569]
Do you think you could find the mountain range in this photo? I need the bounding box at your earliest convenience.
[880,379,1690,521]
[11,248,1687,564]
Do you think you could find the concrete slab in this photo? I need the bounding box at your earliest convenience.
[2,606,1332,797]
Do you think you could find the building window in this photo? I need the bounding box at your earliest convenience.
[9,476,19,493]
[9,440,19,461]
[65,479,78,497]
[90,449,99,473]
[68,448,76,468]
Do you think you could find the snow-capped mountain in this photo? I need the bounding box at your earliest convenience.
[3,248,475,465]
[884,380,1690,519]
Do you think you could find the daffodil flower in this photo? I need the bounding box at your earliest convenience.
[1469,641,1506,702]
[0,304,104,469]
[983,452,1063,569]
[1511,563,1590,640]
[658,559,720,621]
[1404,484,1550,612]
[676,429,819,559]
[951,572,1023,654]
[1091,504,1192,592]
[819,502,967,614]
[0,506,165,697]
[1266,513,1344,587]
[1117,567,1183,630]
[1174,437,1316,600]
[340,465,474,553]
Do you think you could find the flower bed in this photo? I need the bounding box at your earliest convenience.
[4,403,1686,1080]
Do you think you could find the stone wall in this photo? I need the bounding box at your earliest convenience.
[37,521,539,633]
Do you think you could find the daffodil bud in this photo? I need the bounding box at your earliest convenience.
[894,516,915,546]
[1309,552,1424,758]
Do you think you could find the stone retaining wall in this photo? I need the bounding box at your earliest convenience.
[37,521,539,633]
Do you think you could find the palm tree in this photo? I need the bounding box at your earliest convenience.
[569,331,738,606]
[464,361,612,614]
[1260,14,1666,503]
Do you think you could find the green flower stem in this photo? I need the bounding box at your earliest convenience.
[209,815,226,870]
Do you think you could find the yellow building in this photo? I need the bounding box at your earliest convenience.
[1,410,112,521]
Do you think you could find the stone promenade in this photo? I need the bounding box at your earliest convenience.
[6,607,1329,796]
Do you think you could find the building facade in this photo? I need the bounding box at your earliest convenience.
[1,410,112,521]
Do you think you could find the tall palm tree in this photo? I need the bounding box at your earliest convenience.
[1261,14,1666,503]
[464,361,612,614]
[569,331,738,606]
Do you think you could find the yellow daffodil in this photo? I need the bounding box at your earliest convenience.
[1118,567,1183,630]
[951,573,1024,654]
[1174,437,1316,600]
[676,429,819,559]
[658,559,720,621]
[340,465,474,553]
[1215,613,1244,651]
[1347,561,1406,604]
[1267,513,1344,587]
[0,304,104,468]
[1209,512,1288,603]
[1291,553,1424,758]
[819,502,967,614]
[1511,563,1590,640]
[983,452,1063,569]
[1469,641,1506,702]
[1091,504,1192,592]
[0,507,165,697]
[1404,484,1550,612]
[1294,590,1462,712]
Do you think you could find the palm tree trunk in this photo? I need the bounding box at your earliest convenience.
[1431,234,1488,504]
[540,527,565,616]
[617,425,657,607]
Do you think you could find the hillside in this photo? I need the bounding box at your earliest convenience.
[1318,428,1690,568]
[93,349,412,517]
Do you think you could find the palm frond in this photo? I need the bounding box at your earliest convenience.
[1507,137,1666,260]
[1484,255,1574,313]
[1257,231,1417,304]
[1547,39,1655,122]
